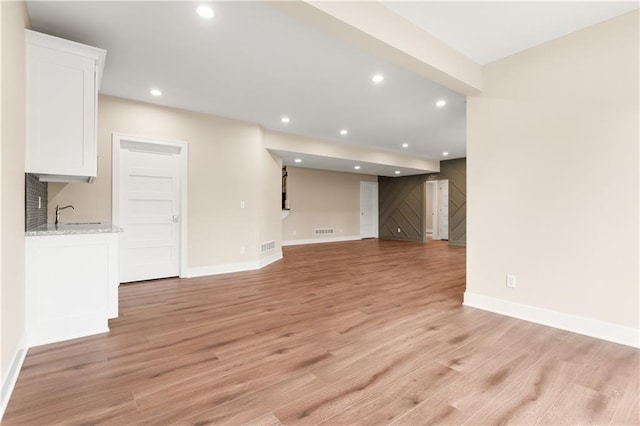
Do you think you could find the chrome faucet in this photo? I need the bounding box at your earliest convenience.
[55,205,74,225]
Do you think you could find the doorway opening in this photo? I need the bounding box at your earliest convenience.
[425,179,449,241]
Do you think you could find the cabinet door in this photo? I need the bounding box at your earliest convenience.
[26,44,96,177]
[25,234,118,347]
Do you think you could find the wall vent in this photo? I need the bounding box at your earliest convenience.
[260,240,276,253]
[314,228,334,235]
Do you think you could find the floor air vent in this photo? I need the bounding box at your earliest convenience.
[314,228,334,235]
[260,240,276,253]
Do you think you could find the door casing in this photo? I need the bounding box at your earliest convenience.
[112,133,188,280]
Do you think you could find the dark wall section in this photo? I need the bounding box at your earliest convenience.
[379,158,466,245]
[379,174,425,241]
[25,173,47,230]
[426,158,466,246]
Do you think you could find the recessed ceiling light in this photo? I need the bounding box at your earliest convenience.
[401,143,409,148]
[281,116,290,124]
[150,88,162,96]
[197,5,214,19]
[340,129,348,135]
[354,165,361,170]
[372,74,384,84]
[294,158,302,163]
[394,170,401,175]
[443,152,449,156]
[436,99,447,108]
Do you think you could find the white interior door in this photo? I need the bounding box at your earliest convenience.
[425,181,437,238]
[118,146,181,283]
[360,181,379,239]
[438,180,449,240]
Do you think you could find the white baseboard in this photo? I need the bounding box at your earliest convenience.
[1,334,27,421]
[259,251,283,268]
[31,324,110,349]
[185,250,283,278]
[463,292,640,348]
[282,235,361,246]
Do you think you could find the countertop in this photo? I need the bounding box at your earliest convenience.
[25,222,123,236]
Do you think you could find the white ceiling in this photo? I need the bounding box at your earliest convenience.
[382,1,639,65]
[25,1,638,176]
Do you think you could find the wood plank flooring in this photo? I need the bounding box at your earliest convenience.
[3,239,639,425]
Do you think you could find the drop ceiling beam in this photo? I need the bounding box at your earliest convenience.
[265,130,440,175]
[269,1,482,96]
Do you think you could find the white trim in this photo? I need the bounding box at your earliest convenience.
[0,334,27,421]
[463,292,640,348]
[112,133,189,280]
[185,251,283,278]
[283,235,361,246]
[31,324,109,349]
[260,251,283,268]
[186,261,259,278]
[25,29,106,87]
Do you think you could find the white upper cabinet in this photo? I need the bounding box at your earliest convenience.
[25,30,106,183]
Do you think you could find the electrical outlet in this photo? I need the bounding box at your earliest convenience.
[293,230,296,236]
[506,274,516,289]
[397,227,401,233]
[240,201,245,209]
[240,246,246,255]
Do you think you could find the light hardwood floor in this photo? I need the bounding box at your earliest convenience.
[3,239,639,425]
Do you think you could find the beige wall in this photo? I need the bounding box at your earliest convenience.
[49,95,281,269]
[467,11,639,329]
[257,130,283,261]
[283,167,377,242]
[1,0,29,398]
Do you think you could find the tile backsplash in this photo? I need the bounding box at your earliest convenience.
[25,173,47,230]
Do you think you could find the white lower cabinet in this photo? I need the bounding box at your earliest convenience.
[26,233,119,347]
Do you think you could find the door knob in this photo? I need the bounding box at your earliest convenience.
[172,215,179,223]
